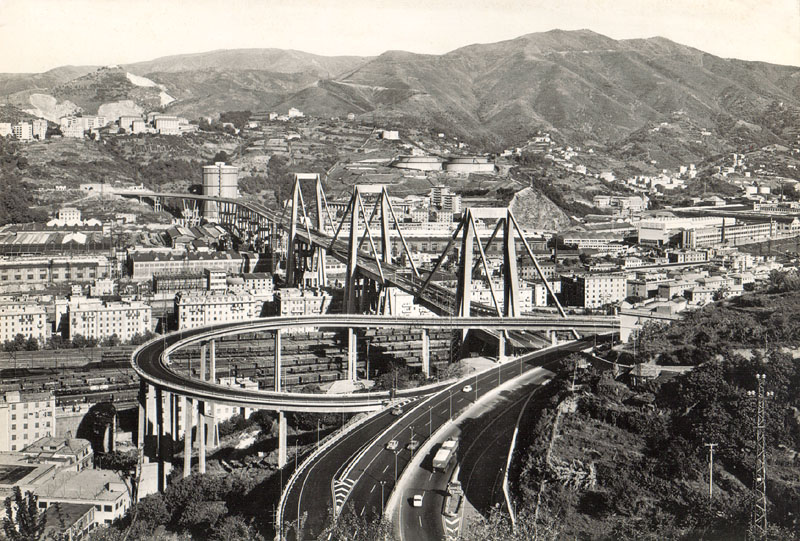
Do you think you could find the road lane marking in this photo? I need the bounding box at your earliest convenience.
[382,464,389,473]
[370,484,375,494]
[418,516,422,527]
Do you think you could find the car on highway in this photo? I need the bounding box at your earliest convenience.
[406,439,420,451]
[386,439,399,451]
[412,493,424,507]
[462,384,473,393]
[391,406,403,416]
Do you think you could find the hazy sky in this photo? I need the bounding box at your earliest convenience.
[1,0,798,72]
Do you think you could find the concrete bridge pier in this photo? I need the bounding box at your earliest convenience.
[274,330,282,391]
[421,329,430,378]
[182,396,192,478]
[498,332,507,363]
[347,328,357,381]
[278,411,288,468]
[551,331,558,346]
[197,400,206,474]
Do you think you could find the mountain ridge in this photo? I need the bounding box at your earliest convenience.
[1,29,798,155]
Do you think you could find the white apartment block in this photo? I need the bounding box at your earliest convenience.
[0,302,49,345]
[561,273,626,309]
[154,115,179,135]
[67,297,152,342]
[0,123,11,137]
[32,119,48,140]
[12,122,33,141]
[0,391,56,452]
[57,207,82,225]
[175,291,262,330]
[275,288,332,317]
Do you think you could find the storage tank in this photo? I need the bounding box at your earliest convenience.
[202,162,239,221]
[391,156,443,171]
[444,156,495,173]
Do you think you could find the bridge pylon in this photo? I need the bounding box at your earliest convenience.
[284,173,334,288]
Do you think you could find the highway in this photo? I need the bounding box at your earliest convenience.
[281,337,593,541]
[400,376,549,541]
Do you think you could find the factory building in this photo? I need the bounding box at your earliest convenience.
[202,162,239,222]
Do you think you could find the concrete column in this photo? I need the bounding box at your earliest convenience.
[200,343,207,381]
[209,339,216,383]
[421,329,430,378]
[182,396,192,478]
[347,328,357,381]
[155,387,166,492]
[274,330,282,392]
[278,411,287,468]
[207,402,219,449]
[137,381,146,449]
[498,332,507,363]
[551,331,558,346]
[198,400,206,474]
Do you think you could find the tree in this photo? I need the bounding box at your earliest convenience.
[209,516,264,541]
[3,487,46,541]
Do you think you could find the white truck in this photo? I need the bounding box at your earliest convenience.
[432,438,459,471]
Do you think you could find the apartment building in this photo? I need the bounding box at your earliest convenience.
[0,123,11,136]
[175,291,262,330]
[275,288,332,317]
[0,391,56,452]
[154,115,179,135]
[67,297,152,342]
[560,273,626,308]
[0,301,49,345]
[12,122,33,141]
[32,119,47,140]
[667,250,708,263]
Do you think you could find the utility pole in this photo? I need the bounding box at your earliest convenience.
[747,373,773,541]
[704,443,717,498]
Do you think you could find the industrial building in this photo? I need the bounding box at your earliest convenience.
[128,251,243,281]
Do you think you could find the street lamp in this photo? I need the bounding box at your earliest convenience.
[449,389,453,420]
[380,480,386,516]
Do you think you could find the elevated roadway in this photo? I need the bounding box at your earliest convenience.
[133,315,618,412]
